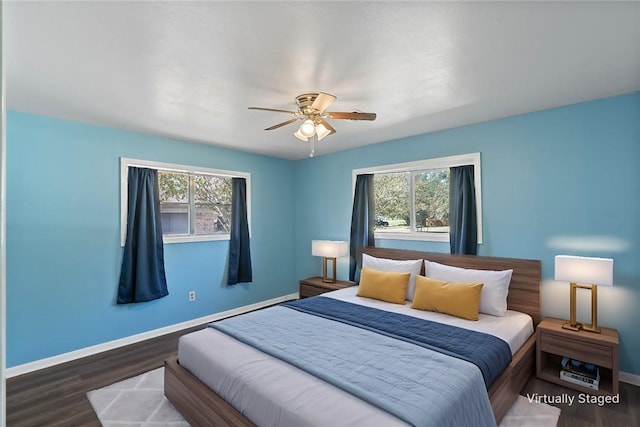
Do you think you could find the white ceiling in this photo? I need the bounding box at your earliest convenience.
[6,1,640,160]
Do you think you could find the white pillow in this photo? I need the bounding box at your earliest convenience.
[362,254,423,301]
[425,261,513,317]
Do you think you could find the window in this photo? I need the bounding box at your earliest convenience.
[120,158,250,244]
[353,153,482,243]
[158,171,232,236]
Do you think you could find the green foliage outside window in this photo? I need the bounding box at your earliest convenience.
[414,170,449,230]
[374,169,449,232]
[158,171,232,235]
[374,173,410,225]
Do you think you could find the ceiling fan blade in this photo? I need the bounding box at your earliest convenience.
[311,92,337,113]
[248,107,298,114]
[318,118,336,135]
[264,117,302,130]
[326,111,377,121]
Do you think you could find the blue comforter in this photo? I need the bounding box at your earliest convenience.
[211,296,503,427]
[283,296,512,388]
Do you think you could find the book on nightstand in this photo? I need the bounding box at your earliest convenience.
[560,357,600,390]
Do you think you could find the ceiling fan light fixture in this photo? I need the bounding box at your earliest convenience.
[294,128,309,141]
[299,119,316,137]
[249,92,377,152]
[316,122,331,141]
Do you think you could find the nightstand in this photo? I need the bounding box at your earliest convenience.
[299,277,355,298]
[537,317,619,395]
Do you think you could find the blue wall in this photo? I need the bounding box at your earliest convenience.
[7,92,640,376]
[293,92,640,375]
[6,112,296,367]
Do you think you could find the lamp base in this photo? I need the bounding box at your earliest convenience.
[562,321,582,332]
[581,324,602,334]
[321,257,337,283]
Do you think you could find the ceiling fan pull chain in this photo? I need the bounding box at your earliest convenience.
[310,134,316,157]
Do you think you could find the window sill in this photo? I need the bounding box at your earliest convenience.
[120,234,233,247]
[163,234,230,244]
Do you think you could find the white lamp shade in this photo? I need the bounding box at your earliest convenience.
[312,240,349,258]
[555,255,613,286]
[315,122,331,141]
[299,119,316,137]
[294,128,309,141]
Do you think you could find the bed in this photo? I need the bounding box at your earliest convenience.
[164,247,541,426]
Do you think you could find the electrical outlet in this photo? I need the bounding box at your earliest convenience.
[188,291,196,302]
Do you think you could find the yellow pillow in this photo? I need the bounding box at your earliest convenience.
[357,267,410,304]
[411,276,483,321]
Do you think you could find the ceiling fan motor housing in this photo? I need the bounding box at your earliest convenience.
[296,93,320,114]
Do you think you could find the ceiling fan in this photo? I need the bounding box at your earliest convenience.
[248,92,376,156]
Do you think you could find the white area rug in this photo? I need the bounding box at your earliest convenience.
[500,395,561,427]
[87,368,188,427]
[88,368,560,427]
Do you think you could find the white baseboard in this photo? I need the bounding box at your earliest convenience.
[6,292,299,378]
[619,370,640,387]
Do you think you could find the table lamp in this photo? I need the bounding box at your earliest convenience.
[554,255,613,333]
[312,240,348,283]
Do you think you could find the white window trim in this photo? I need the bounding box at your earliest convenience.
[353,152,482,244]
[120,157,251,246]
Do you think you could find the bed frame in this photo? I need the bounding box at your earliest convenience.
[165,247,541,426]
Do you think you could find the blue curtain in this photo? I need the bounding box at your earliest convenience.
[349,174,375,281]
[228,177,252,285]
[118,167,169,304]
[449,165,477,255]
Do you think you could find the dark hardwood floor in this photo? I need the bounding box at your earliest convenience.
[7,326,640,426]
[522,375,640,427]
[6,324,207,426]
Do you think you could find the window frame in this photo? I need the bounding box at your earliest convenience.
[120,157,251,245]
[353,152,482,243]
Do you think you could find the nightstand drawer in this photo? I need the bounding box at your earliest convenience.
[540,332,612,368]
[299,277,355,299]
[300,283,330,298]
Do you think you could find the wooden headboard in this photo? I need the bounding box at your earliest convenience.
[360,247,542,326]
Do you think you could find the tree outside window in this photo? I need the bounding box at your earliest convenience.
[158,171,232,237]
[374,169,449,234]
